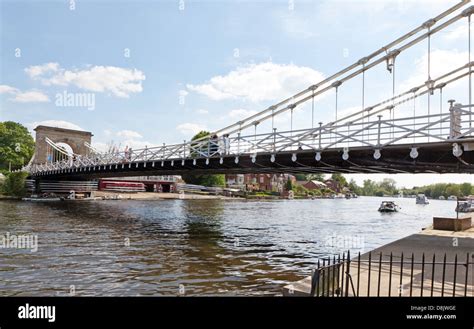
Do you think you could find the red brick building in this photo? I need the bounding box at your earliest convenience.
[225,173,295,192]
[302,180,327,190]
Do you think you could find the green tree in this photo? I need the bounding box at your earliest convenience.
[378,178,397,195]
[181,174,225,187]
[294,174,307,181]
[1,171,28,197]
[294,184,308,196]
[445,184,461,197]
[374,190,385,197]
[460,182,472,196]
[362,179,377,196]
[331,173,347,187]
[181,131,225,187]
[294,173,325,182]
[431,183,447,199]
[0,121,35,172]
[307,173,326,181]
[348,179,362,195]
[285,178,293,191]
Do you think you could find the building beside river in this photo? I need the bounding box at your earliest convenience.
[225,173,296,192]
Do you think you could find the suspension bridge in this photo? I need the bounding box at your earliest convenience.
[24,1,474,180]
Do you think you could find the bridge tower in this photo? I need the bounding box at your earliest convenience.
[32,125,93,164]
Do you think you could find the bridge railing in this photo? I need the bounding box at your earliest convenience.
[27,104,474,175]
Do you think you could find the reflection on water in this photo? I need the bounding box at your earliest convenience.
[0,197,458,296]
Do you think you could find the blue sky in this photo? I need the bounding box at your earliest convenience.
[1,0,473,187]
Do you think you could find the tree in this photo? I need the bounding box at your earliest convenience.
[181,131,225,187]
[294,173,325,182]
[379,178,397,193]
[362,179,377,196]
[294,174,307,181]
[331,173,347,187]
[460,182,472,196]
[445,185,461,197]
[0,121,35,172]
[285,178,293,191]
[1,171,28,197]
[181,174,225,187]
[431,183,447,199]
[348,179,362,195]
[307,173,326,182]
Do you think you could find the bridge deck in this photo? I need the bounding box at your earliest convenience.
[31,141,474,180]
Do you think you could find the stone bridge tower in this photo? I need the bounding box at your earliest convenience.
[32,125,93,164]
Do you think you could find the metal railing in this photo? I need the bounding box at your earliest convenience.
[311,251,472,297]
[26,103,474,175]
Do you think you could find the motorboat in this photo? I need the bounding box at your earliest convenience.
[378,201,400,212]
[456,197,474,213]
[416,194,429,205]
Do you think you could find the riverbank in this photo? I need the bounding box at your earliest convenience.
[94,191,237,200]
[0,194,20,200]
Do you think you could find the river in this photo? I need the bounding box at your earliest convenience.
[0,197,458,296]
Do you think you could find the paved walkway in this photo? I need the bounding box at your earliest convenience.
[283,229,474,297]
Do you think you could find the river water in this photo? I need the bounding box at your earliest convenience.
[0,197,458,296]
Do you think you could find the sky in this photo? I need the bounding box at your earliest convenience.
[0,0,473,188]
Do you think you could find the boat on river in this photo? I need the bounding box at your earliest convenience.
[378,201,400,212]
[416,194,429,205]
[455,197,474,213]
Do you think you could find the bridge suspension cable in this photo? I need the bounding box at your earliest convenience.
[195,1,471,142]
[469,11,472,126]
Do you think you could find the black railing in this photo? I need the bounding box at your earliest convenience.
[310,251,472,297]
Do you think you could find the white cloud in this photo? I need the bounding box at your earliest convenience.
[116,129,143,139]
[25,63,146,98]
[119,139,156,150]
[0,84,49,103]
[95,129,155,152]
[24,62,59,79]
[336,106,363,120]
[399,49,468,92]
[11,90,49,103]
[197,109,209,114]
[91,142,109,153]
[228,108,258,118]
[187,62,325,102]
[27,120,83,131]
[442,24,467,41]
[176,123,207,136]
[0,85,19,94]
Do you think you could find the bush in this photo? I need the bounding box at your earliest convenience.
[294,184,309,196]
[2,171,28,197]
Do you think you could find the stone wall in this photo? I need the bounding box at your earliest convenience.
[33,126,93,164]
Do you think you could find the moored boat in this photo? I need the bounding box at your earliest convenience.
[22,197,63,202]
[455,196,474,213]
